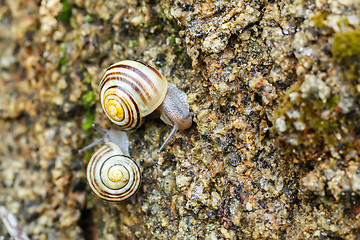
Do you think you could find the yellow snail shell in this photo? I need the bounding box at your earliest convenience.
[100,60,168,130]
[99,60,193,152]
[80,128,141,202]
[87,142,141,202]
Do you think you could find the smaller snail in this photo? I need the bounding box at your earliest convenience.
[99,60,193,152]
[79,126,141,202]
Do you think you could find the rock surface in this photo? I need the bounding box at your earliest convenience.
[1,0,360,239]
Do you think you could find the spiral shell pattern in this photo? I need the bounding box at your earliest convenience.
[87,142,141,202]
[99,60,168,130]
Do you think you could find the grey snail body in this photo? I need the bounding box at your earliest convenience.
[99,60,193,152]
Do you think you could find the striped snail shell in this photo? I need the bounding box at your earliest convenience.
[79,127,141,202]
[99,60,193,152]
[87,142,141,202]
[100,60,168,130]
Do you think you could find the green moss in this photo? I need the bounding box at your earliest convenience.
[59,43,67,74]
[70,16,78,29]
[82,107,95,131]
[332,29,360,84]
[83,15,93,23]
[326,95,339,109]
[174,47,183,54]
[174,47,185,61]
[60,43,66,57]
[81,91,95,106]
[310,11,329,28]
[162,14,171,24]
[274,76,360,162]
[58,0,71,23]
[302,100,338,143]
[274,82,340,150]
[169,36,176,46]
[332,29,360,64]
[129,40,138,47]
[84,152,92,162]
[59,56,67,67]
[82,72,92,85]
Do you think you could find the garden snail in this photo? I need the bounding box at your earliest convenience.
[79,126,141,202]
[99,60,193,152]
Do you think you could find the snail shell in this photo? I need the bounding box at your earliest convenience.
[80,127,141,202]
[100,60,168,130]
[99,60,193,152]
[87,142,141,202]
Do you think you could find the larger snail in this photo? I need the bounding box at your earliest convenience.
[79,126,141,202]
[99,60,193,152]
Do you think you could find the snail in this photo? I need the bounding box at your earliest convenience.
[99,60,193,152]
[78,126,141,202]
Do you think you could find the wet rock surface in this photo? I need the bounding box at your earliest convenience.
[1,0,360,239]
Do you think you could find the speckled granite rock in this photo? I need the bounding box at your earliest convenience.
[1,0,360,239]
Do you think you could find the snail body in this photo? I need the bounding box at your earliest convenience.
[79,127,141,202]
[100,60,193,152]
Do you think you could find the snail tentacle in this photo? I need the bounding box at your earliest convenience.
[78,138,104,154]
[158,124,178,153]
[157,83,193,152]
